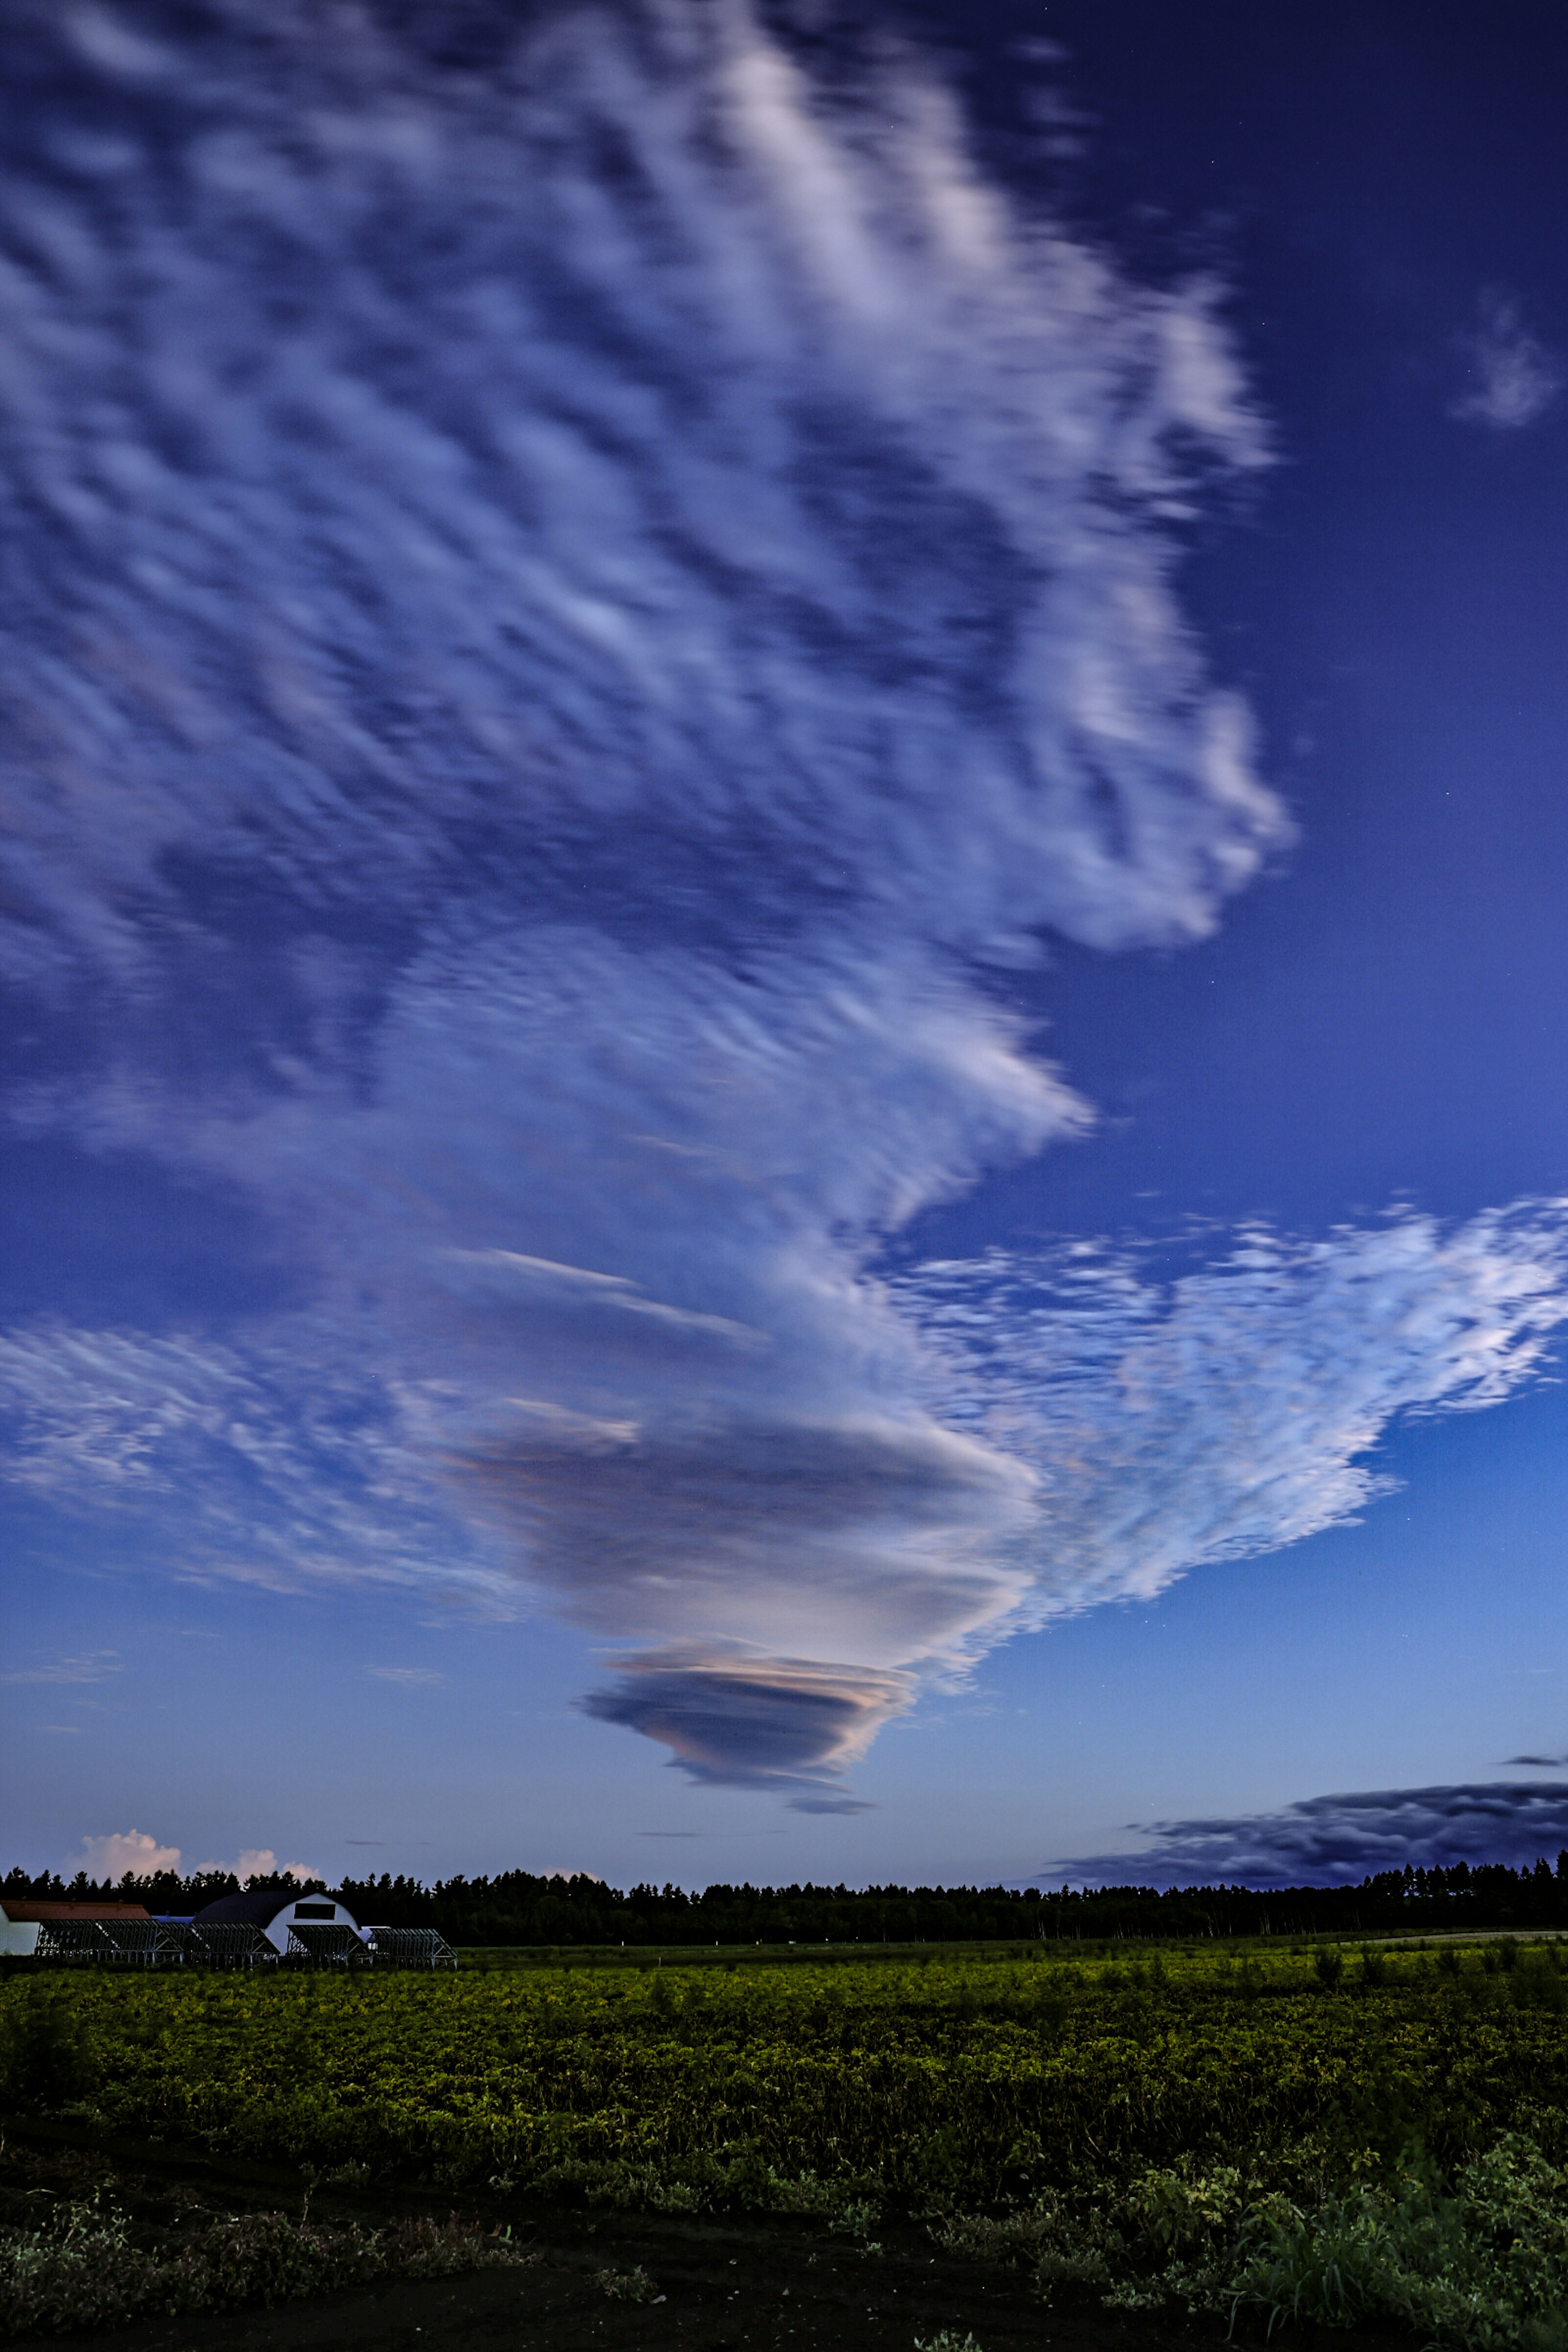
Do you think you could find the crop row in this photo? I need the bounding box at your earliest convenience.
[7,1946,1568,2211]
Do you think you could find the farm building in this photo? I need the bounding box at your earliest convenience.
[0,1889,453,1969]
[192,1887,366,1956]
[0,1899,150,1959]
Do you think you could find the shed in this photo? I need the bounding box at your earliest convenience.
[0,1899,150,1958]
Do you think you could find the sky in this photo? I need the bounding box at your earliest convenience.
[4,0,1568,1895]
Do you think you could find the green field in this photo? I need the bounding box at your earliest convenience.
[8,1937,1568,2341]
[7,1937,1568,2198]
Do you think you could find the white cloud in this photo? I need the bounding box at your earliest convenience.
[67,1828,180,1880]
[367,1665,444,1687]
[1451,290,1563,430]
[900,1202,1568,1624]
[64,1830,319,1884]
[216,1849,318,1886]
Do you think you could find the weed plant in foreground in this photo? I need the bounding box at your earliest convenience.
[0,2190,531,2339]
[5,1941,1568,2342]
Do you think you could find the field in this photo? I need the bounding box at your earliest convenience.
[7,1938,1568,2345]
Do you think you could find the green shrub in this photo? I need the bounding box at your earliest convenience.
[0,1988,95,2109]
[1229,2133,1568,2348]
[11,1943,1568,2245]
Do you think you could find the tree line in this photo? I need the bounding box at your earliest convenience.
[8,1853,1568,1944]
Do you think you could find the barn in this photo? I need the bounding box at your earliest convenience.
[0,1889,453,1969]
[185,1889,454,1967]
[192,1887,365,1958]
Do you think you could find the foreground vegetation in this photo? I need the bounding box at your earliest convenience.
[7,1938,1568,2342]
[1,2194,530,2339]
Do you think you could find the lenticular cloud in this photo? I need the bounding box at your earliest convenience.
[0,1,1548,1799]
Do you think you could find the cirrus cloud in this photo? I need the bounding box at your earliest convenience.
[0,3,1557,1801]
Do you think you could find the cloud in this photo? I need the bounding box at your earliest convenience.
[582,1653,910,1790]
[3,4,1559,1800]
[1043,1781,1568,1889]
[2,1648,120,1685]
[65,1829,319,1883]
[0,1321,508,1607]
[67,1828,180,1880]
[788,1795,879,1815]
[0,0,1292,1791]
[367,1665,444,1686]
[1451,291,1563,430]
[895,1202,1568,1624]
[192,1848,320,1885]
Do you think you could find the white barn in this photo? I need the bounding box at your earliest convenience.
[191,1889,363,1952]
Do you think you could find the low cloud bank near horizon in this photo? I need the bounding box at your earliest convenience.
[60,1830,318,1887]
[0,3,1564,1798]
[1041,1781,1568,1890]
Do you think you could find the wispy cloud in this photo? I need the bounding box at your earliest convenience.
[0,1323,507,1608]
[2,1648,121,1686]
[367,1665,444,1687]
[897,1204,1568,1624]
[0,4,1558,1801]
[1450,290,1563,430]
[1044,1781,1568,1889]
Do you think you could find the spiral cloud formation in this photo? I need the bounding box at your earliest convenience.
[2,2,1564,1797]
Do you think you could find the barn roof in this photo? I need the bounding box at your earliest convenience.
[193,1889,337,1926]
[0,1900,152,1922]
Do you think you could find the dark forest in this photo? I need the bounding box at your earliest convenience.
[9,1855,1568,1946]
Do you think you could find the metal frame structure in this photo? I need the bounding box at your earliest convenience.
[284,1922,370,1967]
[33,1918,275,1968]
[363,1927,457,1970]
[24,1916,457,1971]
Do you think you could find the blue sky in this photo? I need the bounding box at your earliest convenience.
[4,0,1568,1893]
